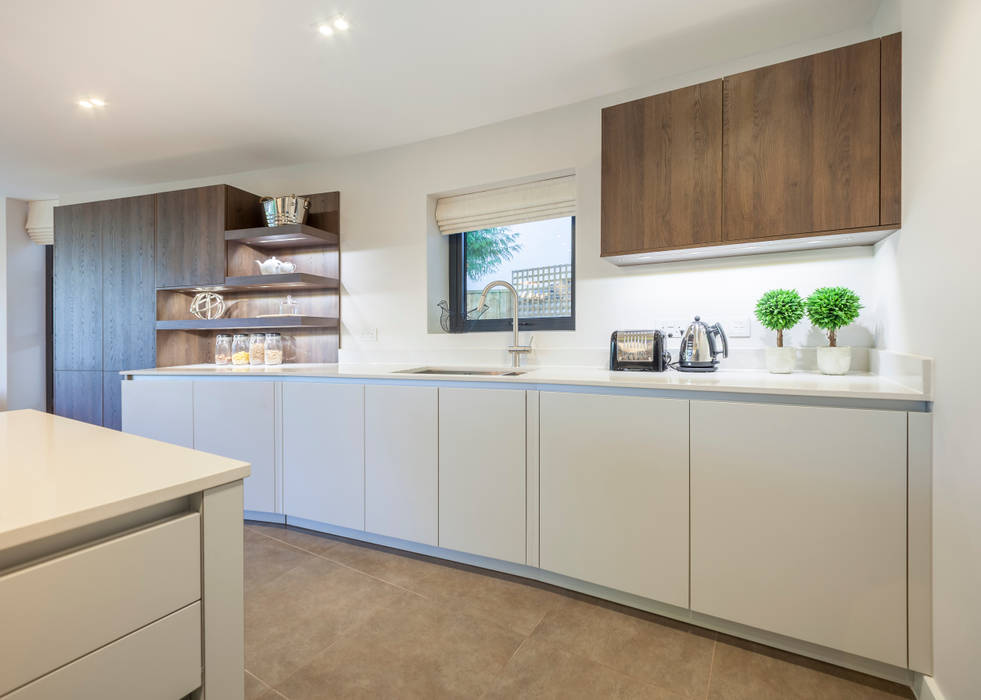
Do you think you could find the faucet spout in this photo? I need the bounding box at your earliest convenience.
[477,280,533,368]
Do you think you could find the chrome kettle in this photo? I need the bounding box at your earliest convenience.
[678,316,728,372]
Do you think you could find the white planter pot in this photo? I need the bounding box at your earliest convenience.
[817,346,852,375]
[765,347,796,374]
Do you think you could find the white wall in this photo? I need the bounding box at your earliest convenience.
[873,1,981,697]
[1,198,47,410]
[59,24,883,367]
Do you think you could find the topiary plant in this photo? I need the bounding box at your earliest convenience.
[755,289,805,347]
[805,287,862,347]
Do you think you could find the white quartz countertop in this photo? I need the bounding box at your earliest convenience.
[0,410,250,551]
[122,362,930,402]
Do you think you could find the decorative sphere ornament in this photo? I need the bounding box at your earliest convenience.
[190,292,226,320]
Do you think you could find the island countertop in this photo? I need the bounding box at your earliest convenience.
[121,358,932,403]
[0,409,250,550]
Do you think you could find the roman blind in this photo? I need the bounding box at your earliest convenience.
[435,175,576,235]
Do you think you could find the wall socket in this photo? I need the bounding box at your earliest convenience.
[358,328,379,343]
[724,316,751,338]
[656,317,751,339]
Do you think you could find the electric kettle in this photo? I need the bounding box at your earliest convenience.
[678,316,728,372]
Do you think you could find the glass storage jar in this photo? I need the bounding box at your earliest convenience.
[231,334,249,365]
[249,333,266,365]
[214,334,232,365]
[264,333,283,365]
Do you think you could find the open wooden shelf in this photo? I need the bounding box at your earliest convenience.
[165,273,339,292]
[156,316,338,331]
[225,223,338,249]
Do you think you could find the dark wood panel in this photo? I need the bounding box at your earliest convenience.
[103,371,122,430]
[224,185,264,231]
[601,81,722,255]
[224,223,338,248]
[156,316,338,330]
[102,195,156,370]
[723,39,881,240]
[880,33,902,226]
[54,370,103,426]
[53,203,102,370]
[302,192,340,236]
[155,185,227,288]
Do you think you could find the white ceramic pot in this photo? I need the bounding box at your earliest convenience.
[817,346,852,375]
[765,347,796,374]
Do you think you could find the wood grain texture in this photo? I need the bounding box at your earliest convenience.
[102,195,156,371]
[53,203,102,371]
[880,33,902,226]
[54,370,103,426]
[723,39,881,240]
[302,191,340,235]
[601,80,722,255]
[102,371,123,430]
[224,185,264,231]
[156,186,227,288]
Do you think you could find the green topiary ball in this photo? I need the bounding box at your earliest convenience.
[755,289,805,332]
[805,287,862,347]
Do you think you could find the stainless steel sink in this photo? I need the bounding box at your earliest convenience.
[395,367,528,377]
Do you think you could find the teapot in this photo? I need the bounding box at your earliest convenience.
[255,256,297,275]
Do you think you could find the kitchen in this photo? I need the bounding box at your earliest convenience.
[0,1,978,699]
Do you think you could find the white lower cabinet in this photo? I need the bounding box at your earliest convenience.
[193,381,278,514]
[283,382,365,530]
[364,384,438,545]
[539,391,690,607]
[121,379,194,448]
[438,387,526,564]
[690,400,907,667]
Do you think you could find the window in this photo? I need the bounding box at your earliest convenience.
[436,175,576,333]
[447,216,575,332]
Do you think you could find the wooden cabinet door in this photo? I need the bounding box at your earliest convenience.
[283,382,365,531]
[438,387,526,564]
[539,392,689,606]
[53,203,102,371]
[193,381,277,514]
[102,195,155,371]
[121,379,194,448]
[364,385,438,546]
[155,186,226,288]
[601,80,722,255]
[690,401,906,666]
[723,39,881,240]
[880,33,902,226]
[53,370,103,426]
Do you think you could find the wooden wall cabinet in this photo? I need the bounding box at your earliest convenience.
[53,202,103,372]
[155,185,261,289]
[601,34,901,262]
[601,80,723,256]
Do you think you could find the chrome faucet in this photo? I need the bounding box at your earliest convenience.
[475,280,533,368]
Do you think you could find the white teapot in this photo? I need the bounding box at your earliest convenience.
[255,257,296,275]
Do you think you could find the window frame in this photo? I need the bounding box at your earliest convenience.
[447,216,576,333]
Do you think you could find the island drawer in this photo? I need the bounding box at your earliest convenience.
[0,513,201,696]
[3,602,201,700]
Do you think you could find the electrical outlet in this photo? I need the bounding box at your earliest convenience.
[358,328,378,343]
[659,319,689,339]
[725,316,751,338]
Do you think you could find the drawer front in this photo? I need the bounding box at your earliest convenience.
[0,513,201,695]
[5,602,201,700]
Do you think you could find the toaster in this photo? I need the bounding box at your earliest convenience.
[609,330,670,371]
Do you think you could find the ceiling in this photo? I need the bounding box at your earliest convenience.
[0,0,882,198]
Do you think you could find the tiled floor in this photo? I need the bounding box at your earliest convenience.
[243,523,914,700]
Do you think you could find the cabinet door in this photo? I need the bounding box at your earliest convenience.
[53,203,102,371]
[102,372,123,431]
[53,371,103,426]
[364,385,437,546]
[723,39,880,240]
[102,195,156,371]
[690,401,906,666]
[121,380,194,448]
[155,186,226,288]
[283,382,365,531]
[601,80,722,255]
[540,392,689,606]
[438,388,526,563]
[193,381,277,514]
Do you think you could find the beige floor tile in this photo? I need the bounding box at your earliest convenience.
[245,527,316,592]
[245,670,278,700]
[484,635,687,700]
[532,596,716,696]
[275,593,524,700]
[245,555,415,687]
[707,637,913,700]
[257,524,343,558]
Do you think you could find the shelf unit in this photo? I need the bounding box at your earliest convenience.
[157,316,338,331]
[164,272,339,293]
[224,223,339,249]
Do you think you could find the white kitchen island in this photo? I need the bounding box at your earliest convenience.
[120,357,932,687]
[0,409,250,700]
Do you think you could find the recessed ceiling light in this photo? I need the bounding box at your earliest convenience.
[318,23,334,36]
[78,100,93,108]
[333,16,350,31]
[89,97,106,107]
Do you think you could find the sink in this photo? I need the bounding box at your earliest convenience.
[395,367,528,377]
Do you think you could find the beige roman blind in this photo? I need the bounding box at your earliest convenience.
[435,175,576,235]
